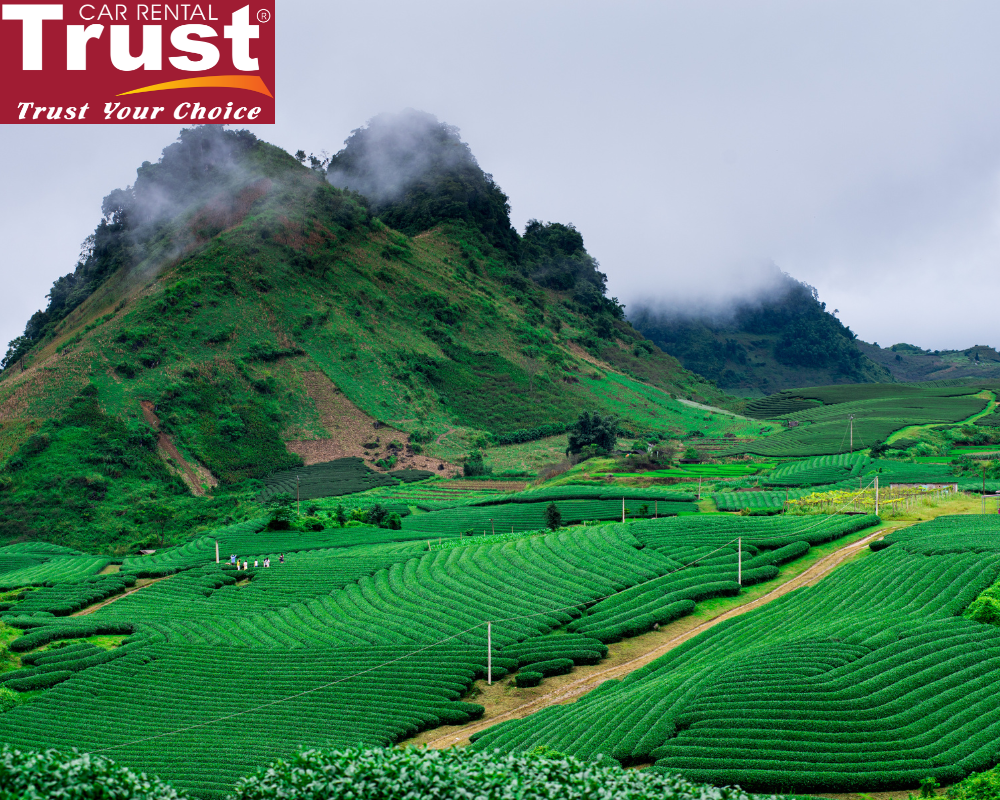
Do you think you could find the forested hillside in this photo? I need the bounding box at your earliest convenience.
[631,270,890,395]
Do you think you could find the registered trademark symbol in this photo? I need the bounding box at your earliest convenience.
[257,9,271,23]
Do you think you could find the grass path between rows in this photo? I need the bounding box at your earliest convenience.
[888,389,996,444]
[70,573,177,617]
[408,521,901,751]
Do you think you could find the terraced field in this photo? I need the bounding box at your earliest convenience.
[470,515,1000,793]
[0,513,875,797]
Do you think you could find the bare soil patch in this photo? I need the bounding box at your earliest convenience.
[286,371,460,474]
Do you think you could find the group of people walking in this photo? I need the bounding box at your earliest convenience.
[229,553,284,571]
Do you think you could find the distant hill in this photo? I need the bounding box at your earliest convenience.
[630,270,891,396]
[0,120,725,552]
[858,341,1000,382]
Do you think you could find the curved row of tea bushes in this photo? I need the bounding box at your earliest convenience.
[468,485,697,508]
[763,454,869,487]
[402,499,697,537]
[500,634,608,667]
[871,515,1000,555]
[257,457,397,503]
[0,641,133,690]
[0,555,111,591]
[7,619,135,652]
[633,513,878,552]
[470,516,1000,793]
[0,646,487,799]
[7,573,137,615]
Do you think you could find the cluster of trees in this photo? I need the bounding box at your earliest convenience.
[324,111,624,324]
[327,110,520,258]
[267,496,402,531]
[520,220,623,320]
[567,411,620,456]
[631,272,869,389]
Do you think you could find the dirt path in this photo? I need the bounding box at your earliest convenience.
[420,526,895,749]
[71,573,177,616]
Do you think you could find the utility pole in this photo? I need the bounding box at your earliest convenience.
[215,539,219,564]
[487,621,492,685]
[875,475,879,516]
[622,497,625,523]
[984,467,987,514]
[296,475,300,516]
[698,477,702,501]
[490,518,494,535]
[738,537,742,586]
[849,415,854,453]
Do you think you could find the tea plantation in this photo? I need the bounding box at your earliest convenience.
[0,512,873,797]
[471,515,1000,793]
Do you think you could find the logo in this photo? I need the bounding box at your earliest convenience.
[0,1,274,123]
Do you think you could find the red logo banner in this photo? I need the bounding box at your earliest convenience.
[0,1,274,123]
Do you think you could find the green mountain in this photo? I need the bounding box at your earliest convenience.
[630,271,891,395]
[0,119,727,553]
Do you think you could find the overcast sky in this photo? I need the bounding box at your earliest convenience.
[4,0,1000,353]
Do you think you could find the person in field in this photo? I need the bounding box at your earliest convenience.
[279,554,284,564]
[254,559,258,568]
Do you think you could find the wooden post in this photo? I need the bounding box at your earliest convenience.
[487,621,492,685]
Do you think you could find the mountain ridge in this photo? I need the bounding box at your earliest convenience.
[0,122,727,552]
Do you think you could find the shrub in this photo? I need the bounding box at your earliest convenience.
[0,687,19,714]
[463,451,492,478]
[521,657,574,677]
[947,766,1000,800]
[4,669,74,692]
[0,745,189,799]
[515,671,543,688]
[233,746,763,800]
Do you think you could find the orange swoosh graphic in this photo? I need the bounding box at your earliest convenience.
[117,75,273,98]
